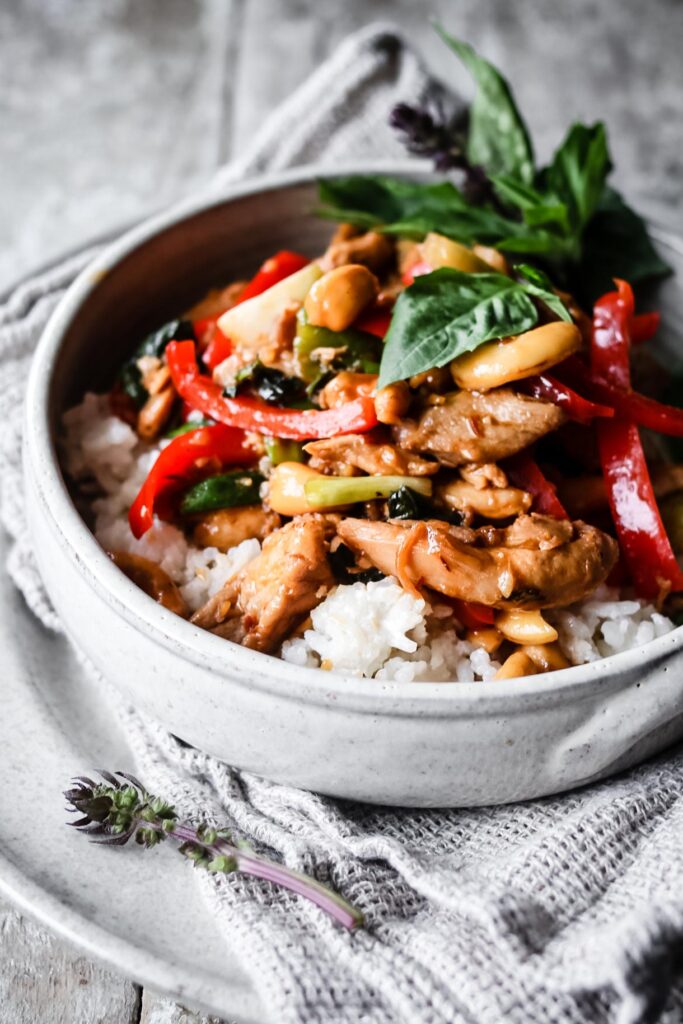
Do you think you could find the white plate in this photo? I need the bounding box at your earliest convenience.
[0,526,266,1022]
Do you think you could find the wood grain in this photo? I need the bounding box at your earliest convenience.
[0,900,140,1023]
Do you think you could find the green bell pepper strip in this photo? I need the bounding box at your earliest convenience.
[264,438,306,465]
[294,312,382,383]
[180,470,265,516]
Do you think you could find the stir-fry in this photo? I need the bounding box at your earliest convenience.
[62,31,681,682]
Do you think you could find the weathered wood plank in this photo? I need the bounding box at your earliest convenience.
[0,899,140,1024]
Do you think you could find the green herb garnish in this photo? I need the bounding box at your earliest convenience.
[119,318,196,409]
[378,268,569,387]
[387,485,464,526]
[317,27,670,303]
[224,361,309,407]
[65,772,362,930]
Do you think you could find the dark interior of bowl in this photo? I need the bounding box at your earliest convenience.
[48,182,683,446]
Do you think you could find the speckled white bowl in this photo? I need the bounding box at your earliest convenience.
[23,162,683,807]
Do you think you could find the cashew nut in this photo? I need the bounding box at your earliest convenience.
[450,321,582,391]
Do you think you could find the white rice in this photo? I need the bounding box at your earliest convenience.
[62,392,676,681]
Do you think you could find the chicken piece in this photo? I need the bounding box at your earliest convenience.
[392,389,566,467]
[304,434,438,478]
[191,515,335,652]
[258,301,300,372]
[337,513,617,609]
[437,479,532,519]
[108,551,188,617]
[321,229,394,274]
[459,462,509,490]
[192,506,280,552]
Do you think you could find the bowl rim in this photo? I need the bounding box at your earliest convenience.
[24,159,683,715]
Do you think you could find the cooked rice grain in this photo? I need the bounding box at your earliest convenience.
[63,393,675,681]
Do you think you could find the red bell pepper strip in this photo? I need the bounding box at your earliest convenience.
[558,356,683,437]
[592,278,634,388]
[597,420,683,598]
[401,260,432,286]
[504,452,568,519]
[632,311,660,344]
[591,280,683,599]
[450,599,495,630]
[354,307,392,338]
[237,250,310,303]
[128,424,256,538]
[519,374,614,424]
[202,328,233,372]
[167,341,378,441]
[193,316,220,344]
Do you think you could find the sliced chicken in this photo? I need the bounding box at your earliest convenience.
[337,513,617,609]
[392,389,566,467]
[304,434,438,478]
[192,505,280,552]
[191,515,335,652]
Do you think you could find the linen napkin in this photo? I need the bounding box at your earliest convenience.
[3,22,683,1024]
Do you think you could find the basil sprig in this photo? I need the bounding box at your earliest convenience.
[377,268,570,388]
[317,29,671,302]
[316,176,522,245]
[435,25,535,185]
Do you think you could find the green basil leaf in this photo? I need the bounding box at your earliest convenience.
[492,174,571,233]
[317,175,522,245]
[435,26,535,184]
[516,264,572,321]
[572,186,672,302]
[378,269,538,387]
[317,177,458,232]
[546,123,611,230]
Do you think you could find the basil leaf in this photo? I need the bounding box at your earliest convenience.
[546,123,611,230]
[435,26,534,185]
[492,175,571,233]
[575,186,672,301]
[388,485,464,526]
[119,318,196,408]
[224,361,308,406]
[316,175,521,245]
[378,269,539,387]
[515,265,572,321]
[329,543,385,585]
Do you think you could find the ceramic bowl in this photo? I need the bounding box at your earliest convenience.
[23,162,683,807]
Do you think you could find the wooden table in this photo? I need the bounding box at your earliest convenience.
[1,1,681,1019]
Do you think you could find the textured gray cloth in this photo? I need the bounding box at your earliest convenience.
[2,23,683,1024]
